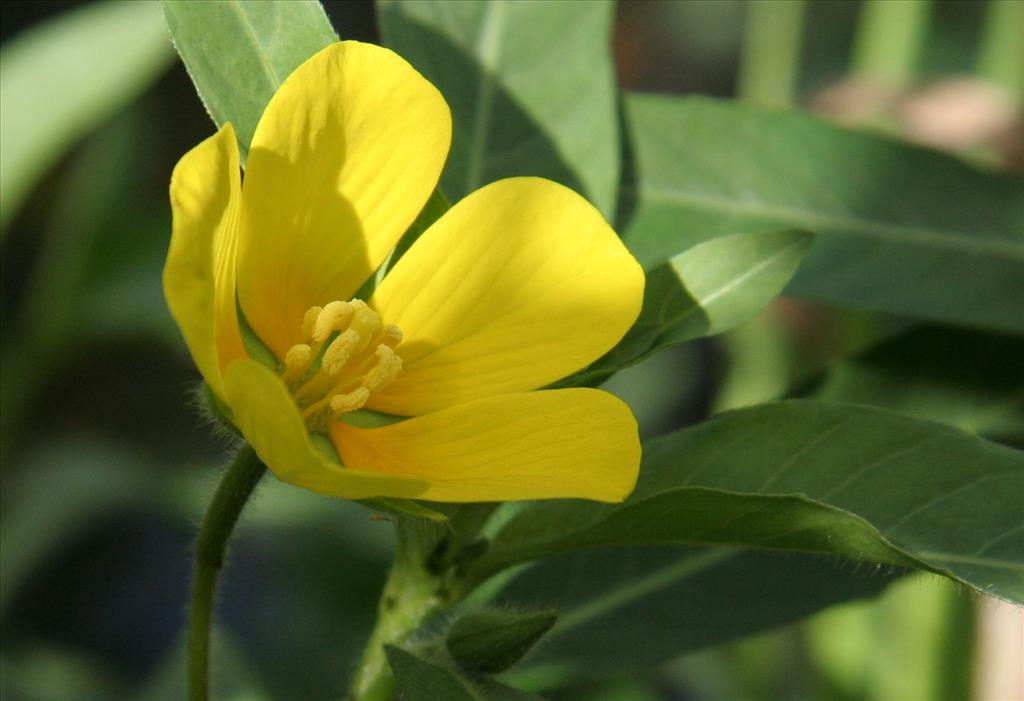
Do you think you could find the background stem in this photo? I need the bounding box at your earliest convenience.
[736,0,807,107]
[187,444,265,701]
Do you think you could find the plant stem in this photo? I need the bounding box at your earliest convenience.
[736,0,807,107]
[187,444,265,701]
[851,0,931,89]
[977,0,1024,98]
[349,516,449,701]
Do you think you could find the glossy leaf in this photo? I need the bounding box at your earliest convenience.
[378,0,620,217]
[162,0,337,159]
[0,0,173,230]
[474,401,1024,603]
[620,95,1024,334]
[489,546,899,684]
[565,229,813,386]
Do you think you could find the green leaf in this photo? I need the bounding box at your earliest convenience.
[810,325,1024,440]
[377,0,620,217]
[488,546,899,685]
[474,400,1024,603]
[446,609,557,674]
[0,0,174,231]
[162,0,337,159]
[565,229,813,386]
[386,646,545,701]
[620,95,1024,334]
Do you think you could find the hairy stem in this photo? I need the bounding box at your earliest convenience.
[187,444,265,701]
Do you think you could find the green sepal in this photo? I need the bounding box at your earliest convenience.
[199,382,240,438]
[361,498,448,523]
[236,302,279,371]
[340,408,409,428]
[444,608,558,675]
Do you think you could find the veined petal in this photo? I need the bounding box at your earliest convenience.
[331,389,641,503]
[369,178,644,416]
[237,41,452,360]
[223,359,427,500]
[164,123,245,399]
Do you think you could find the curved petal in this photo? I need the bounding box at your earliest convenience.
[164,123,245,399]
[331,389,640,503]
[223,359,427,500]
[368,178,644,416]
[237,41,452,360]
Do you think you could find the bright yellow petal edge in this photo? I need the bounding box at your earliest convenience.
[370,177,646,416]
[332,389,641,503]
[224,358,428,500]
[237,40,452,361]
[163,123,244,401]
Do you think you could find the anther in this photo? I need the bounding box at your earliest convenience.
[283,344,312,380]
[321,329,360,376]
[330,387,370,416]
[362,345,402,392]
[301,306,322,338]
[312,301,353,342]
[381,324,403,347]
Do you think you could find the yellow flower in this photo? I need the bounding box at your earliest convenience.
[163,41,644,503]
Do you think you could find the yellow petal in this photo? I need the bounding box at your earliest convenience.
[237,41,452,360]
[164,123,245,399]
[223,359,427,500]
[331,389,640,503]
[368,177,645,416]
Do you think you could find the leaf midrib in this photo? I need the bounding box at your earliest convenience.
[624,183,1024,261]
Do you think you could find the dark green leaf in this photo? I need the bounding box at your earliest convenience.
[565,229,813,386]
[489,546,899,684]
[162,0,337,159]
[378,0,619,216]
[0,1,173,231]
[446,609,557,674]
[620,95,1024,333]
[386,646,545,701]
[810,325,1024,441]
[475,401,1024,603]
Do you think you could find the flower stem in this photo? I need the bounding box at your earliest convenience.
[349,517,449,701]
[187,444,265,701]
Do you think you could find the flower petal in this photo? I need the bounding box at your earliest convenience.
[368,177,645,416]
[164,123,245,399]
[223,358,427,500]
[331,389,640,503]
[237,41,452,360]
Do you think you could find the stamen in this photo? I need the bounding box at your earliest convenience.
[330,387,370,416]
[312,301,353,342]
[381,324,403,348]
[362,345,402,392]
[321,329,360,376]
[282,298,403,430]
[301,306,322,338]
[349,304,382,352]
[283,344,312,381]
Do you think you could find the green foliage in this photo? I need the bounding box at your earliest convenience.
[378,0,620,217]
[620,94,1024,334]
[0,0,173,231]
[567,229,813,385]
[162,0,337,159]
[445,609,557,674]
[386,646,546,701]
[491,546,899,684]
[811,325,1024,438]
[477,401,1024,603]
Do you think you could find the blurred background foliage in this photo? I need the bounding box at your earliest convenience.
[1,1,1021,700]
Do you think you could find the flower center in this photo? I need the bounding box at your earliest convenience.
[280,299,403,430]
